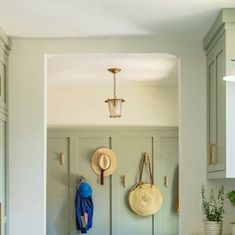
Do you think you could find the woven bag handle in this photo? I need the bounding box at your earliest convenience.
[139,153,153,186]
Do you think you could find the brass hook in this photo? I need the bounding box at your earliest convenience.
[144,152,149,164]
[59,152,64,165]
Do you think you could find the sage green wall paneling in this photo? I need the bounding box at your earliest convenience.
[70,137,111,235]
[47,137,70,235]
[0,117,7,235]
[47,127,179,235]
[154,137,179,235]
[116,136,153,235]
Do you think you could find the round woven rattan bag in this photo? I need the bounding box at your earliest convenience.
[128,183,163,216]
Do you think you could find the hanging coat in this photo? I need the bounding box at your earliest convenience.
[75,182,94,233]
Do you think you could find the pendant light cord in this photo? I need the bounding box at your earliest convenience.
[113,73,117,99]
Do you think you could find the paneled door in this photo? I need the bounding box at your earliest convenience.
[0,114,7,235]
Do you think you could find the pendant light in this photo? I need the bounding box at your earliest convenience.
[105,68,125,118]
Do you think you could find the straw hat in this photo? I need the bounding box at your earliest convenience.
[91,147,117,176]
[128,183,163,216]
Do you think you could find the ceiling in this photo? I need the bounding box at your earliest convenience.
[47,53,178,86]
[0,0,235,38]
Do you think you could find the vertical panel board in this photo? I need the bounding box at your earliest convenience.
[70,137,111,235]
[154,137,179,235]
[208,58,216,146]
[117,136,153,235]
[216,47,226,165]
[47,137,70,235]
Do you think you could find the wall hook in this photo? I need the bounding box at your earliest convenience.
[59,152,64,165]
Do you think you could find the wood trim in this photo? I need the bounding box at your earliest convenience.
[48,126,178,136]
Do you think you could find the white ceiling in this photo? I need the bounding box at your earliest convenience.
[0,0,235,38]
[47,53,178,86]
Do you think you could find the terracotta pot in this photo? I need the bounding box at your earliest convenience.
[204,221,222,235]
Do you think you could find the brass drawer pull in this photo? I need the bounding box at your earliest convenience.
[208,144,217,165]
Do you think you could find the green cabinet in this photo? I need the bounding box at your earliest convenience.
[204,9,235,178]
[0,27,10,235]
[47,127,179,235]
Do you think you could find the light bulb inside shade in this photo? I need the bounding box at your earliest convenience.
[223,75,235,82]
[105,98,125,118]
[223,65,235,81]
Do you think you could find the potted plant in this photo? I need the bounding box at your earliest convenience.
[201,185,225,235]
[227,191,235,235]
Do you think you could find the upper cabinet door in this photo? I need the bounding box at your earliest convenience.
[207,39,226,174]
[204,9,235,178]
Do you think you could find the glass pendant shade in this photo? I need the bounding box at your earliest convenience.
[105,98,125,118]
[223,66,235,82]
[223,74,235,82]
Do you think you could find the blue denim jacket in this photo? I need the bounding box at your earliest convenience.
[75,190,94,233]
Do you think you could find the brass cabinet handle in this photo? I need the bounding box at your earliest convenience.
[208,144,217,165]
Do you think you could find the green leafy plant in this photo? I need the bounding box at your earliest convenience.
[227,191,235,207]
[201,185,225,222]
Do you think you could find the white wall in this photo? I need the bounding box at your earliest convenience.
[8,36,235,235]
[47,85,178,126]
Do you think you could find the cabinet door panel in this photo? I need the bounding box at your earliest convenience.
[47,137,70,235]
[216,48,226,167]
[0,118,6,235]
[207,39,226,174]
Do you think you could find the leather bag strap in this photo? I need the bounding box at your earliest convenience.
[138,153,153,186]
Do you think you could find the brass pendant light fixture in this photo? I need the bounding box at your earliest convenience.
[105,68,125,118]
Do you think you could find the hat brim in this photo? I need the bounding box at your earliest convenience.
[91,147,117,176]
